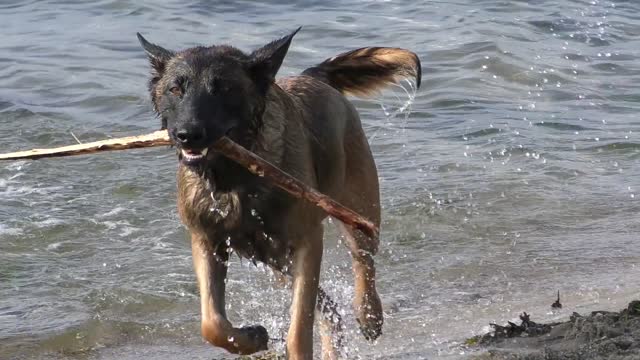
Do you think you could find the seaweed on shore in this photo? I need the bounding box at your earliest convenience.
[467,300,640,360]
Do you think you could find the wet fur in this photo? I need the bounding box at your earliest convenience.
[138,28,421,359]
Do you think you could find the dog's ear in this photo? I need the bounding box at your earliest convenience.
[249,27,301,91]
[137,33,175,76]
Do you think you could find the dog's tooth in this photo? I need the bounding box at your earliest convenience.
[180,148,206,162]
[202,148,209,156]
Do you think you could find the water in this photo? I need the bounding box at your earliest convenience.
[1,0,639,359]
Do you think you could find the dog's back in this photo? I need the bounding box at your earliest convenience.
[263,46,422,251]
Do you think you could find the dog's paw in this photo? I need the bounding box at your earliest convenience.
[357,314,383,341]
[355,292,383,341]
[238,324,269,351]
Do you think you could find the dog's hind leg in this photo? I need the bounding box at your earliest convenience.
[286,225,323,360]
[316,286,344,360]
[191,233,269,355]
[337,222,383,341]
[336,134,384,340]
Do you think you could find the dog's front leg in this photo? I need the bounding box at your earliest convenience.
[191,233,269,355]
[286,226,323,360]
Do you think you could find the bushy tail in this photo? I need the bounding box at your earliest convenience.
[302,47,421,97]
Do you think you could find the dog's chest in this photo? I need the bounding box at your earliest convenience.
[227,201,291,269]
[177,167,292,270]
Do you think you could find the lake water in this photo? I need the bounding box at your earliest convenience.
[1,0,639,359]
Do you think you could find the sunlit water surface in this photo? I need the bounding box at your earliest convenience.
[1,0,639,359]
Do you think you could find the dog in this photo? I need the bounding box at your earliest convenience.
[137,27,421,359]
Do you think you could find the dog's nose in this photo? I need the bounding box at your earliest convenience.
[174,126,204,146]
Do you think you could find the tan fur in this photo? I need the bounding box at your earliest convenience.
[177,167,242,232]
[302,47,421,97]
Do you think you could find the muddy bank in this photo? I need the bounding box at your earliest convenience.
[469,300,640,360]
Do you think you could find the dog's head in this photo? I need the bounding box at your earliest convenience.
[137,28,299,167]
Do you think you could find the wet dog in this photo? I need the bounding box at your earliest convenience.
[137,28,421,359]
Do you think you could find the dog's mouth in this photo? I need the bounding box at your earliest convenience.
[179,147,210,166]
[174,127,236,167]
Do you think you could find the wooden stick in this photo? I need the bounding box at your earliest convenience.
[214,137,378,239]
[0,130,172,160]
[0,131,379,239]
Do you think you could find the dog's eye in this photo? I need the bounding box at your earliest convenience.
[169,86,182,96]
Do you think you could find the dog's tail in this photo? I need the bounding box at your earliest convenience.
[301,47,421,97]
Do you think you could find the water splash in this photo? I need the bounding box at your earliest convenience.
[368,78,418,143]
[209,191,230,218]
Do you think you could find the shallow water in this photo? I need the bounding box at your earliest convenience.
[1,0,639,359]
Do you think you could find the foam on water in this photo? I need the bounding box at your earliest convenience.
[0,223,23,236]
